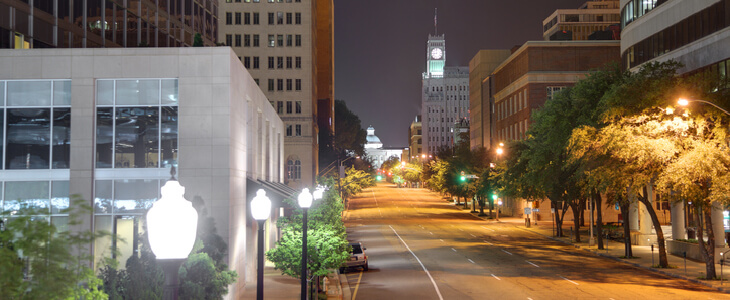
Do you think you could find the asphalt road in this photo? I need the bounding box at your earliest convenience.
[343,183,728,300]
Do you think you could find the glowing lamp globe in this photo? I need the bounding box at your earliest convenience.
[298,188,313,209]
[250,189,272,221]
[312,186,325,201]
[147,180,198,259]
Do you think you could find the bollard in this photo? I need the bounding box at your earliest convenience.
[651,244,654,267]
[683,251,687,275]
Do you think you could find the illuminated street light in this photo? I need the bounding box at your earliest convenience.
[250,189,272,300]
[678,98,730,116]
[298,188,314,300]
[147,167,198,300]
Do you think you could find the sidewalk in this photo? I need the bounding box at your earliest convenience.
[240,266,346,299]
[461,207,730,294]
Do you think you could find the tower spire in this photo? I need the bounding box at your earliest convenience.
[434,8,438,35]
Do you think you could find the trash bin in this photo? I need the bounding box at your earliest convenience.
[687,227,696,240]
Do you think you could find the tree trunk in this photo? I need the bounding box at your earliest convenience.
[569,200,582,243]
[478,196,487,216]
[558,202,570,237]
[696,204,717,279]
[638,185,668,268]
[620,200,633,258]
[594,191,604,250]
[489,199,494,219]
[579,198,586,227]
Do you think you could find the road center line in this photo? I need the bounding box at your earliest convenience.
[491,274,501,280]
[501,249,513,255]
[429,232,433,235]
[558,275,579,285]
[351,270,364,300]
[469,233,476,237]
[389,225,444,300]
[483,240,492,245]
[525,260,540,268]
[468,259,475,264]
[451,248,457,252]
[439,239,444,242]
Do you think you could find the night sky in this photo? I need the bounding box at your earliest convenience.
[334,0,586,147]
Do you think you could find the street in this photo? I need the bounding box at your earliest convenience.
[343,183,728,300]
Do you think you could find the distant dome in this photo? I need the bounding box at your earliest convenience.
[365,126,383,149]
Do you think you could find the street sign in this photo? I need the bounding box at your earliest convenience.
[533,208,540,212]
[524,207,532,215]
[615,203,620,210]
[465,174,479,179]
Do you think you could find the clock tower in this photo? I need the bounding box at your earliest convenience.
[426,34,445,78]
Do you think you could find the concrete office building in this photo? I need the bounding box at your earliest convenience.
[619,0,730,257]
[0,0,218,49]
[468,50,511,150]
[421,33,470,155]
[542,0,621,41]
[408,115,422,160]
[0,47,286,299]
[219,0,335,189]
[363,126,403,169]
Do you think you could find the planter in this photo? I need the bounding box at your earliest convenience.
[666,239,726,263]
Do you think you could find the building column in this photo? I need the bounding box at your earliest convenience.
[713,202,726,248]
[671,200,686,240]
[629,194,639,232]
[637,184,654,246]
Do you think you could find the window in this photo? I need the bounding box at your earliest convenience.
[286,34,292,46]
[277,12,284,24]
[546,86,566,101]
[253,57,260,69]
[277,35,284,47]
[253,13,259,25]
[287,158,301,180]
[254,79,260,86]
[244,34,251,47]
[295,13,301,24]
[286,125,293,136]
[94,79,178,169]
[226,12,232,25]
[295,79,301,91]
[286,101,293,114]
[268,35,275,47]
[268,13,274,25]
[295,124,302,136]
[277,79,283,91]
[286,13,292,24]
[225,34,232,46]
[286,57,292,69]
[268,57,274,69]
[243,57,251,68]
[286,79,292,91]
[243,12,250,25]
[277,57,283,69]
[295,35,301,46]
[235,34,241,47]
[268,79,274,91]
[295,101,302,114]
[295,57,301,68]
[253,34,260,47]
[235,12,241,25]
[277,101,283,114]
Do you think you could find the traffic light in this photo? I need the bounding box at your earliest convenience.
[460,175,466,182]
[491,193,498,200]
[376,175,382,181]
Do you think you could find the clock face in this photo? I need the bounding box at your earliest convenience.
[431,47,443,60]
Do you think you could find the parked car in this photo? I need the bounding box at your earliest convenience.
[340,242,368,272]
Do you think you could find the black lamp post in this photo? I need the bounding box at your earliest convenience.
[298,188,313,300]
[250,189,272,300]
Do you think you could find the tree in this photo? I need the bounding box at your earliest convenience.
[319,100,367,173]
[0,196,109,299]
[193,33,204,47]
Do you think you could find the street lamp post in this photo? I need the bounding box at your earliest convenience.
[337,156,359,202]
[298,188,314,300]
[250,189,272,300]
[678,98,730,116]
[147,168,198,300]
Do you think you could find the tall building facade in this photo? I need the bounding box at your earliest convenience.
[0,0,218,48]
[468,50,511,150]
[421,34,470,155]
[218,0,333,189]
[408,115,422,159]
[542,0,621,41]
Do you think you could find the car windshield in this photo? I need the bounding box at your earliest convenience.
[351,244,362,254]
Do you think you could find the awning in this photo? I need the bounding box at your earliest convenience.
[246,178,297,205]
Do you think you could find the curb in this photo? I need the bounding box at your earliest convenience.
[338,269,352,300]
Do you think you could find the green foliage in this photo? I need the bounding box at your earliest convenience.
[193,33,204,47]
[266,185,349,279]
[0,195,109,299]
[319,100,368,173]
[178,242,237,300]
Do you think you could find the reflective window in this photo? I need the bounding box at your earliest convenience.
[52,108,71,168]
[6,108,51,169]
[95,79,178,169]
[4,181,49,212]
[7,81,52,106]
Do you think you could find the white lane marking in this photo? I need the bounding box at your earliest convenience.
[501,249,513,255]
[558,275,579,285]
[370,190,383,217]
[389,225,444,300]
[458,228,464,231]
[439,239,444,242]
[525,260,540,268]
[483,240,492,245]
[451,248,457,252]
[491,274,501,280]
[429,232,434,235]
[481,226,495,232]
[468,259,475,264]
[469,234,476,237]
[527,298,533,300]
